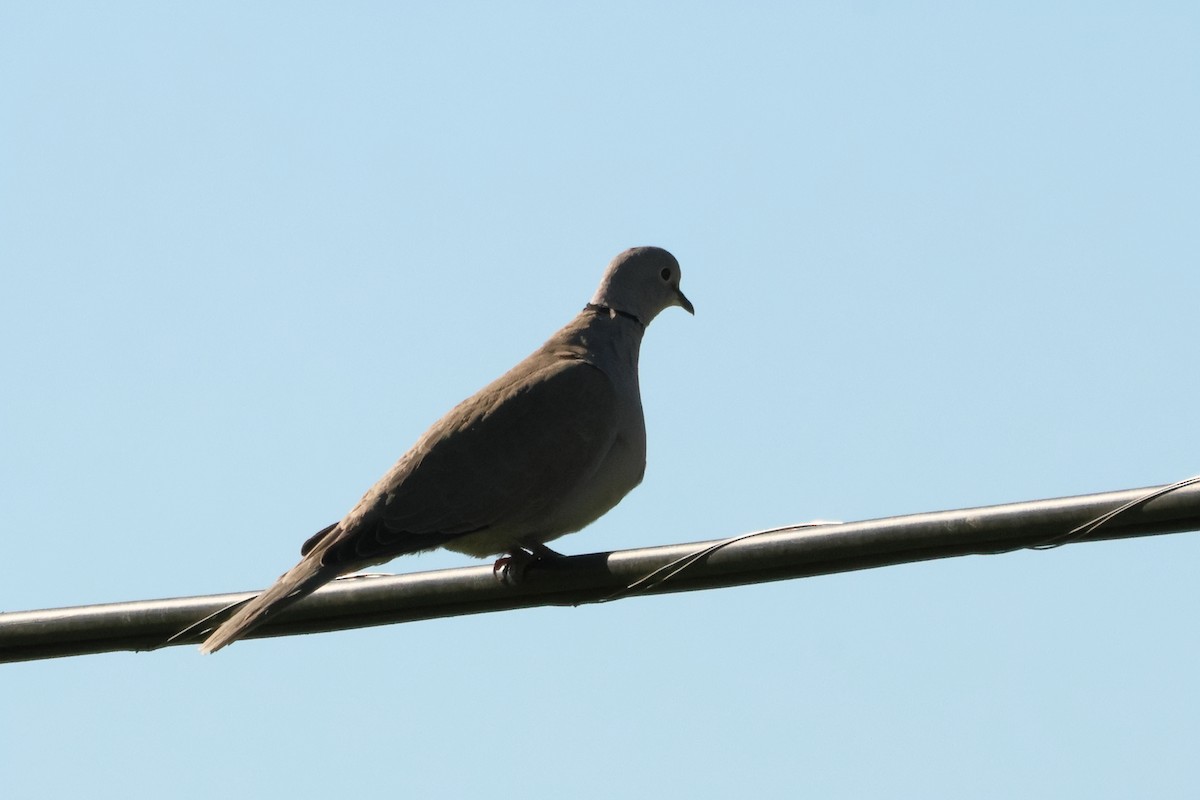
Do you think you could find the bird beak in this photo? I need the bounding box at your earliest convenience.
[676,288,695,315]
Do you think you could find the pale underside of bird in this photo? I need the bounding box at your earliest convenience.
[197,246,692,653]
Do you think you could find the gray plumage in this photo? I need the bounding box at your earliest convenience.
[199,246,692,652]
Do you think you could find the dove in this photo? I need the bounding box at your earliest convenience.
[198,246,692,652]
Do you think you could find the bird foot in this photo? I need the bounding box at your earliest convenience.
[493,544,566,586]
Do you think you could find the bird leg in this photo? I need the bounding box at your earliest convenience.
[493,542,567,586]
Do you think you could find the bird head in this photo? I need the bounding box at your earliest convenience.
[590,246,694,327]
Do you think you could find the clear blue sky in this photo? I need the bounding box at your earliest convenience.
[3,3,1199,798]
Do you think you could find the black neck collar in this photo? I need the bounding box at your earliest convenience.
[585,302,644,330]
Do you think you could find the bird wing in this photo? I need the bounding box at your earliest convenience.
[317,353,621,566]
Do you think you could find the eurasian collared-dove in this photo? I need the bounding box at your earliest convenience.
[198,246,692,652]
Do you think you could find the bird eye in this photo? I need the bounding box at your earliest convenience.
[660,267,671,281]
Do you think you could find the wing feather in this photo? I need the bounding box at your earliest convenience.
[319,356,619,566]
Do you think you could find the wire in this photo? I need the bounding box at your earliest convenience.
[598,474,1200,599]
[597,520,842,603]
[1029,474,1200,550]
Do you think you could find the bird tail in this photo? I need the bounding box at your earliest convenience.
[199,557,334,654]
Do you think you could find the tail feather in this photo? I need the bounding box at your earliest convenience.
[199,558,334,654]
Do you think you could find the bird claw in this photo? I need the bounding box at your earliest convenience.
[492,552,531,586]
[493,544,566,586]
